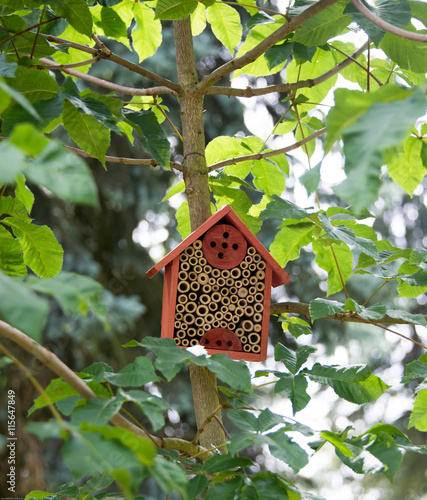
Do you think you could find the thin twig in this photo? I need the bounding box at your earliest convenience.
[208,127,326,172]
[0,16,61,47]
[0,184,6,201]
[213,415,231,440]
[205,41,369,98]
[351,0,427,42]
[30,4,45,60]
[154,96,183,142]
[222,1,286,18]
[192,404,224,444]
[361,318,427,350]
[362,280,390,307]
[33,56,100,70]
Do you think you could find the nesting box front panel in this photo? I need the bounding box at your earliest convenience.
[171,224,270,361]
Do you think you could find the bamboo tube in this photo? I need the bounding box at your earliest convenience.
[180,253,189,262]
[176,312,184,322]
[253,313,263,323]
[248,333,260,345]
[212,320,221,328]
[178,281,190,293]
[212,268,221,278]
[203,323,211,331]
[176,303,185,313]
[237,298,247,308]
[228,323,236,331]
[195,317,204,327]
[242,269,251,278]
[229,303,236,312]
[246,295,254,304]
[174,320,181,330]
[217,277,226,287]
[199,257,207,267]
[195,249,203,259]
[179,270,189,281]
[220,321,228,328]
[249,276,258,285]
[243,344,251,351]
[238,287,248,298]
[254,293,264,302]
[197,305,209,317]
[188,271,197,281]
[220,287,229,296]
[221,296,230,306]
[249,263,256,272]
[189,256,198,266]
[189,292,198,302]
[254,324,262,333]
[242,320,254,332]
[226,278,234,287]
[185,246,195,256]
[221,269,230,278]
[230,268,241,279]
[235,307,244,317]
[178,294,188,304]
[197,328,205,336]
[245,306,254,317]
[248,246,256,255]
[240,260,248,269]
[176,330,186,339]
[241,336,248,344]
[190,281,200,292]
[233,315,240,324]
[199,294,211,305]
[193,239,202,249]
[180,262,190,271]
[258,260,266,269]
[230,294,238,304]
[242,278,249,287]
[204,264,212,274]
[256,270,265,280]
[253,254,261,263]
[252,344,261,353]
[175,338,182,346]
[190,339,199,346]
[205,313,215,324]
[185,302,197,313]
[244,255,253,264]
[229,286,237,295]
[236,328,244,336]
[212,292,222,302]
[235,280,243,288]
[254,303,264,313]
[194,265,203,274]
[198,273,209,285]
[187,327,197,337]
[203,283,212,294]
[224,312,233,322]
[215,311,224,320]
[181,338,189,347]
[209,276,216,286]
[212,284,220,292]
[256,282,265,292]
[209,301,218,312]
[184,313,195,325]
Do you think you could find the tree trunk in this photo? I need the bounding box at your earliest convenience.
[173,18,227,454]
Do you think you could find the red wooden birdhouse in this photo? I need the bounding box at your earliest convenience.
[146,205,290,362]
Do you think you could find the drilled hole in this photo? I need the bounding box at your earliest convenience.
[216,340,222,346]
[227,341,233,347]
[210,241,216,248]
[222,242,228,249]
[218,252,224,259]
[232,243,238,250]
[205,339,210,345]
[223,232,229,238]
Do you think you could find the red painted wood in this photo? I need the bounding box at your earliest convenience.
[160,257,180,341]
[259,264,272,362]
[146,205,290,288]
[202,224,247,269]
[200,328,243,351]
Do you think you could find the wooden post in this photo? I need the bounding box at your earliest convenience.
[173,17,227,454]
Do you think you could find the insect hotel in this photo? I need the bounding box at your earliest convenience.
[146,205,290,362]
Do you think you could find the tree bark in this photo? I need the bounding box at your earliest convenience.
[173,17,227,454]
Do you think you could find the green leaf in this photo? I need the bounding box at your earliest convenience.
[0,196,31,222]
[260,430,308,473]
[0,224,27,276]
[269,222,315,268]
[71,395,125,426]
[313,240,353,295]
[260,195,317,221]
[132,3,162,62]
[305,363,390,404]
[292,2,350,46]
[2,218,63,278]
[162,180,185,201]
[0,53,17,77]
[387,136,426,195]
[206,2,242,55]
[402,359,427,383]
[63,100,110,166]
[155,0,198,20]
[0,79,41,123]
[123,109,170,167]
[380,31,427,74]
[257,409,287,433]
[150,456,188,498]
[202,454,253,474]
[9,123,48,156]
[252,160,286,196]
[49,0,93,37]
[104,356,158,387]
[29,140,99,206]
[274,373,311,414]
[310,298,344,321]
[300,164,321,195]
[188,475,209,500]
[265,42,294,71]
[320,430,354,457]
[7,67,60,103]
[0,271,49,340]
[176,199,192,239]
[121,389,169,431]
[386,309,426,327]
[227,409,259,432]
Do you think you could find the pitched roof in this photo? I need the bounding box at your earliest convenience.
[146,205,290,287]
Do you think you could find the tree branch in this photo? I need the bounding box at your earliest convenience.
[43,34,180,92]
[198,0,341,91]
[208,127,326,172]
[38,58,176,96]
[64,145,184,172]
[0,319,214,461]
[205,41,369,98]
[351,0,427,42]
[270,301,427,326]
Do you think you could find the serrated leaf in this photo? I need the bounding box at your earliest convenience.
[104,357,158,387]
[252,160,286,196]
[260,430,308,473]
[387,136,426,195]
[274,373,311,414]
[155,0,198,20]
[202,454,253,474]
[227,409,259,432]
[50,0,93,37]
[2,218,63,278]
[206,2,242,55]
[0,224,27,276]
[121,389,169,431]
[380,30,427,74]
[300,164,321,195]
[409,389,427,431]
[0,79,40,122]
[313,240,353,295]
[320,430,354,457]
[310,298,345,321]
[132,3,162,62]
[269,222,315,268]
[150,456,188,498]
[402,359,427,383]
[71,395,125,426]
